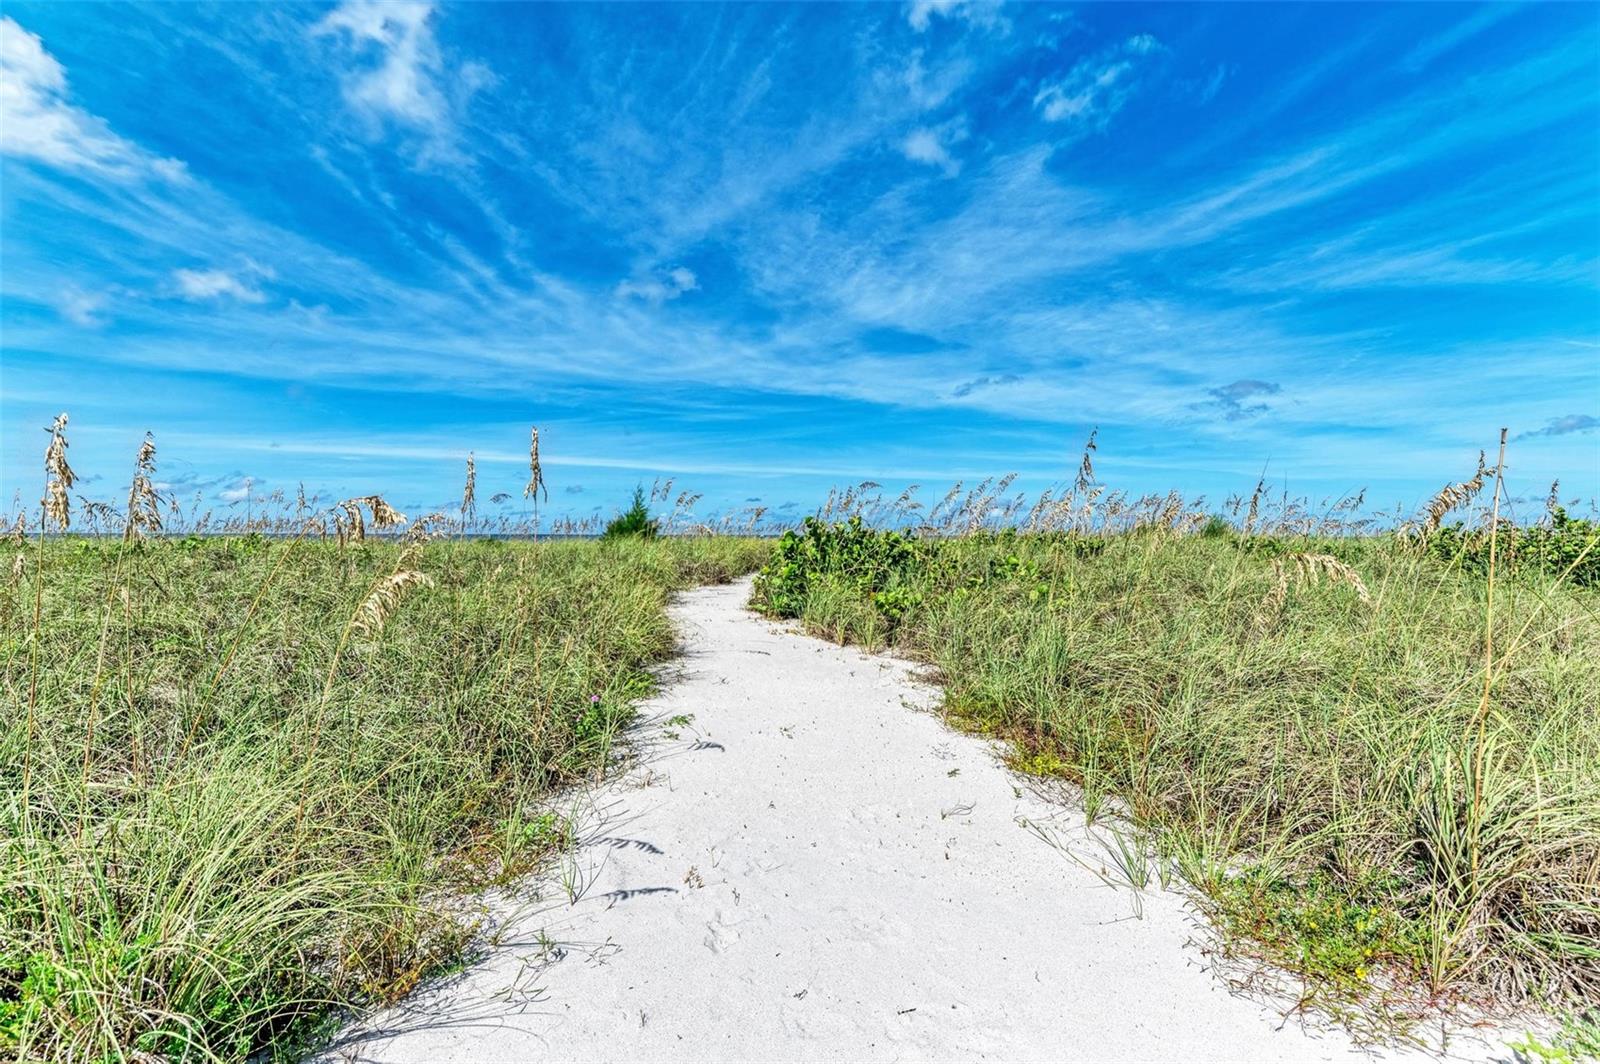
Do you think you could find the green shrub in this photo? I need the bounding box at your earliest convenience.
[752,516,924,620]
[601,487,660,540]
[1425,507,1600,586]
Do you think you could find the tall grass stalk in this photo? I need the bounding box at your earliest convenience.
[1470,429,1508,883]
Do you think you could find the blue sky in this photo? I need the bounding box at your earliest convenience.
[2,1,1597,526]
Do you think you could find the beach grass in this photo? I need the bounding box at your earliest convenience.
[751,522,1600,1031]
[6,416,1596,1059]
[2,534,768,1061]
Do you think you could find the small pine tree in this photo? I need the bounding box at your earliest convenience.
[602,486,659,540]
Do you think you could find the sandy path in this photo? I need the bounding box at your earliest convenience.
[330,579,1497,1063]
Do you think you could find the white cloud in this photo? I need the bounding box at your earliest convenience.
[616,266,699,303]
[313,0,487,142]
[900,120,968,176]
[54,285,108,325]
[218,479,255,503]
[906,0,1008,34]
[0,16,184,180]
[901,49,972,111]
[173,262,272,303]
[1033,34,1162,130]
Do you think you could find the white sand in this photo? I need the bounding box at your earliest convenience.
[328,578,1503,1063]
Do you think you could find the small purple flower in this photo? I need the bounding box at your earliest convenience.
[590,694,601,704]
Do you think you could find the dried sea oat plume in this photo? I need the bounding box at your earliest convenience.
[336,500,365,544]
[358,495,406,529]
[331,495,406,545]
[353,570,435,638]
[461,452,477,525]
[525,426,547,502]
[42,413,76,530]
[1073,428,1098,495]
[1243,475,1267,535]
[1418,450,1488,537]
[125,433,162,541]
[1259,551,1372,628]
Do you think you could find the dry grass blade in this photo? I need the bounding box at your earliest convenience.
[352,570,436,638]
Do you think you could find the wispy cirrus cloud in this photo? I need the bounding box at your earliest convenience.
[172,262,273,304]
[0,17,184,180]
[1401,4,1519,73]
[1033,33,1162,130]
[52,285,109,326]
[1,3,1594,520]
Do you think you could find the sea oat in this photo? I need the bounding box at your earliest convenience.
[1074,428,1098,495]
[42,413,75,530]
[525,426,548,502]
[1417,451,1488,537]
[353,570,436,638]
[461,452,477,526]
[402,511,452,544]
[1258,552,1372,629]
[1243,476,1266,535]
[125,433,162,541]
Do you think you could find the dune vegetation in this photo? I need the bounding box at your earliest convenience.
[3,416,1596,1060]
[2,418,771,1061]
[752,441,1600,1042]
